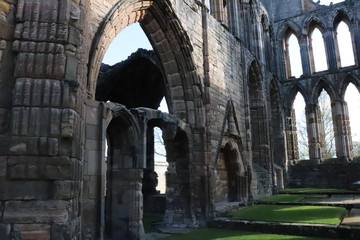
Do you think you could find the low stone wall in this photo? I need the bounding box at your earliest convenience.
[288,160,360,189]
[208,218,360,240]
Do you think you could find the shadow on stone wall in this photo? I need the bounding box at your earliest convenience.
[288,159,360,189]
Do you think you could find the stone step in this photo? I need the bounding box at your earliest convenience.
[341,208,360,226]
[208,218,360,240]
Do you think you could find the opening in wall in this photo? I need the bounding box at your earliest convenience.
[286,34,303,78]
[318,90,336,159]
[345,83,360,157]
[294,93,309,160]
[309,28,328,72]
[336,21,355,68]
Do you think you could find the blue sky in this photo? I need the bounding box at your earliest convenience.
[102,23,152,65]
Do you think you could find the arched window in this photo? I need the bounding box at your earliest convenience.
[294,93,309,160]
[318,90,336,158]
[286,33,303,78]
[309,27,328,72]
[345,83,360,157]
[336,21,355,67]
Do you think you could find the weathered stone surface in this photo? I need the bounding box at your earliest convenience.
[0,224,10,238]
[14,224,51,240]
[52,223,72,240]
[3,200,71,223]
[53,181,79,200]
[0,156,6,178]
[7,156,80,180]
[0,181,50,200]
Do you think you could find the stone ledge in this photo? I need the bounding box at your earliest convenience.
[208,218,360,240]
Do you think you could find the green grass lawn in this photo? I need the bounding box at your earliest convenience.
[159,228,333,240]
[280,188,348,194]
[230,205,346,225]
[259,194,327,203]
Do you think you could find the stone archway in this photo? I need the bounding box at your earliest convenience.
[83,1,207,238]
[87,0,205,126]
[105,109,144,240]
[215,144,241,203]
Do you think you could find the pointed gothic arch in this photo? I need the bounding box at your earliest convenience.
[87,0,205,126]
[339,74,360,99]
[332,10,356,67]
[282,26,303,78]
[311,79,337,102]
[305,19,328,72]
[284,83,309,109]
[215,141,246,203]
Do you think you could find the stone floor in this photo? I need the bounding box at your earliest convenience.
[143,227,194,240]
[317,195,360,205]
[341,208,360,226]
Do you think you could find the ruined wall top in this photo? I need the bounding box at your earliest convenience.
[261,0,349,22]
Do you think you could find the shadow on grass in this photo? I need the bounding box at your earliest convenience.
[159,229,332,240]
[230,205,346,225]
[143,215,163,233]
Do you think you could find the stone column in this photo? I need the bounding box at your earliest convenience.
[323,29,339,71]
[306,104,323,162]
[299,35,312,76]
[110,169,144,240]
[331,100,353,160]
[3,1,86,239]
[353,20,360,66]
[277,39,288,79]
[284,108,299,161]
[228,0,241,37]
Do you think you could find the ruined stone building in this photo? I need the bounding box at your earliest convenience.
[0,0,360,239]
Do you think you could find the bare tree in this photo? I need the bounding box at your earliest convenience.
[154,127,166,158]
[318,90,336,159]
[296,90,336,159]
[297,119,309,160]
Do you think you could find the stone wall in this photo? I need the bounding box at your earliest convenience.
[0,0,359,239]
[288,160,360,189]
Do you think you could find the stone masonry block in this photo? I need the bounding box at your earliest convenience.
[85,150,100,175]
[4,200,71,223]
[0,156,6,178]
[0,136,10,155]
[0,180,51,200]
[0,224,10,238]
[7,156,80,180]
[52,223,71,240]
[14,224,51,240]
[53,181,79,200]
[85,124,99,140]
[65,56,78,81]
